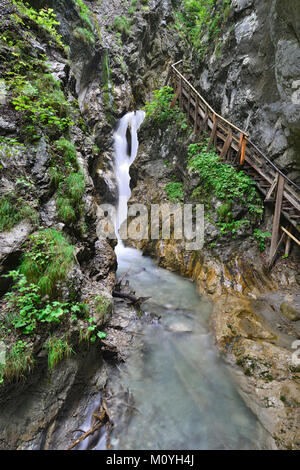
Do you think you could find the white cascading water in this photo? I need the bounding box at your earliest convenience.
[114,110,145,248]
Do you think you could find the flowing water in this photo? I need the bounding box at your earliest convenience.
[98,111,268,450]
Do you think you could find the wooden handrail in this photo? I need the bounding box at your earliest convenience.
[170,60,300,262]
[171,61,300,193]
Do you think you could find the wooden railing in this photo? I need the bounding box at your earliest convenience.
[170,60,300,267]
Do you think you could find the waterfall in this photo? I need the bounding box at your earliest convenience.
[114,110,145,247]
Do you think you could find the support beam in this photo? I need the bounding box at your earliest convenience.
[269,175,285,264]
[220,128,232,160]
[268,231,286,270]
[187,89,191,131]
[194,95,199,134]
[265,174,278,201]
[281,225,300,247]
[207,114,217,150]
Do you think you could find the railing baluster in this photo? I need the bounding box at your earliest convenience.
[207,114,217,151]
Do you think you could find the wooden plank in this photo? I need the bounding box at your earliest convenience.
[281,226,300,247]
[269,175,285,262]
[207,114,217,150]
[268,231,286,270]
[170,86,181,109]
[265,174,278,201]
[220,128,232,160]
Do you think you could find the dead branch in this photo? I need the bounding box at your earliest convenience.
[112,290,151,304]
[67,408,108,450]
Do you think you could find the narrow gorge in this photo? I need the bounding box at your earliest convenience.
[0,0,299,452]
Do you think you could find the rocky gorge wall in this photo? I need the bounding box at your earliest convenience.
[187,0,300,182]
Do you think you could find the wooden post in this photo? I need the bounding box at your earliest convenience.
[207,114,217,151]
[220,128,232,160]
[179,77,183,109]
[269,174,285,266]
[285,234,291,256]
[201,109,209,135]
[239,134,246,165]
[194,95,199,135]
[187,89,191,131]
[265,174,279,201]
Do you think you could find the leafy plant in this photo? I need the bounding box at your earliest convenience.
[12,1,64,48]
[165,182,184,203]
[144,86,187,131]
[20,229,74,297]
[188,142,263,216]
[253,229,271,252]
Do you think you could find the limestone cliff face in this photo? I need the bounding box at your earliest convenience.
[189,0,300,181]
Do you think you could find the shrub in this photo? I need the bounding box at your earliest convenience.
[253,229,271,252]
[12,1,63,48]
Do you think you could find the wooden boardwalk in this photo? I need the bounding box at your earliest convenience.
[170,60,300,267]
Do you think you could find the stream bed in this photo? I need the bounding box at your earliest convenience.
[100,245,268,450]
[90,110,269,450]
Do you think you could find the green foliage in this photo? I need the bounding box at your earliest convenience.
[0,340,33,383]
[144,86,187,131]
[54,137,77,163]
[56,171,85,224]
[253,229,271,252]
[188,142,263,215]
[20,229,74,297]
[113,15,131,36]
[12,1,63,48]
[0,195,38,231]
[72,0,94,31]
[74,27,95,45]
[94,295,111,323]
[165,182,184,203]
[4,270,87,335]
[188,142,263,235]
[174,0,231,57]
[46,337,73,370]
[11,74,74,138]
[0,137,25,159]
[84,317,107,343]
